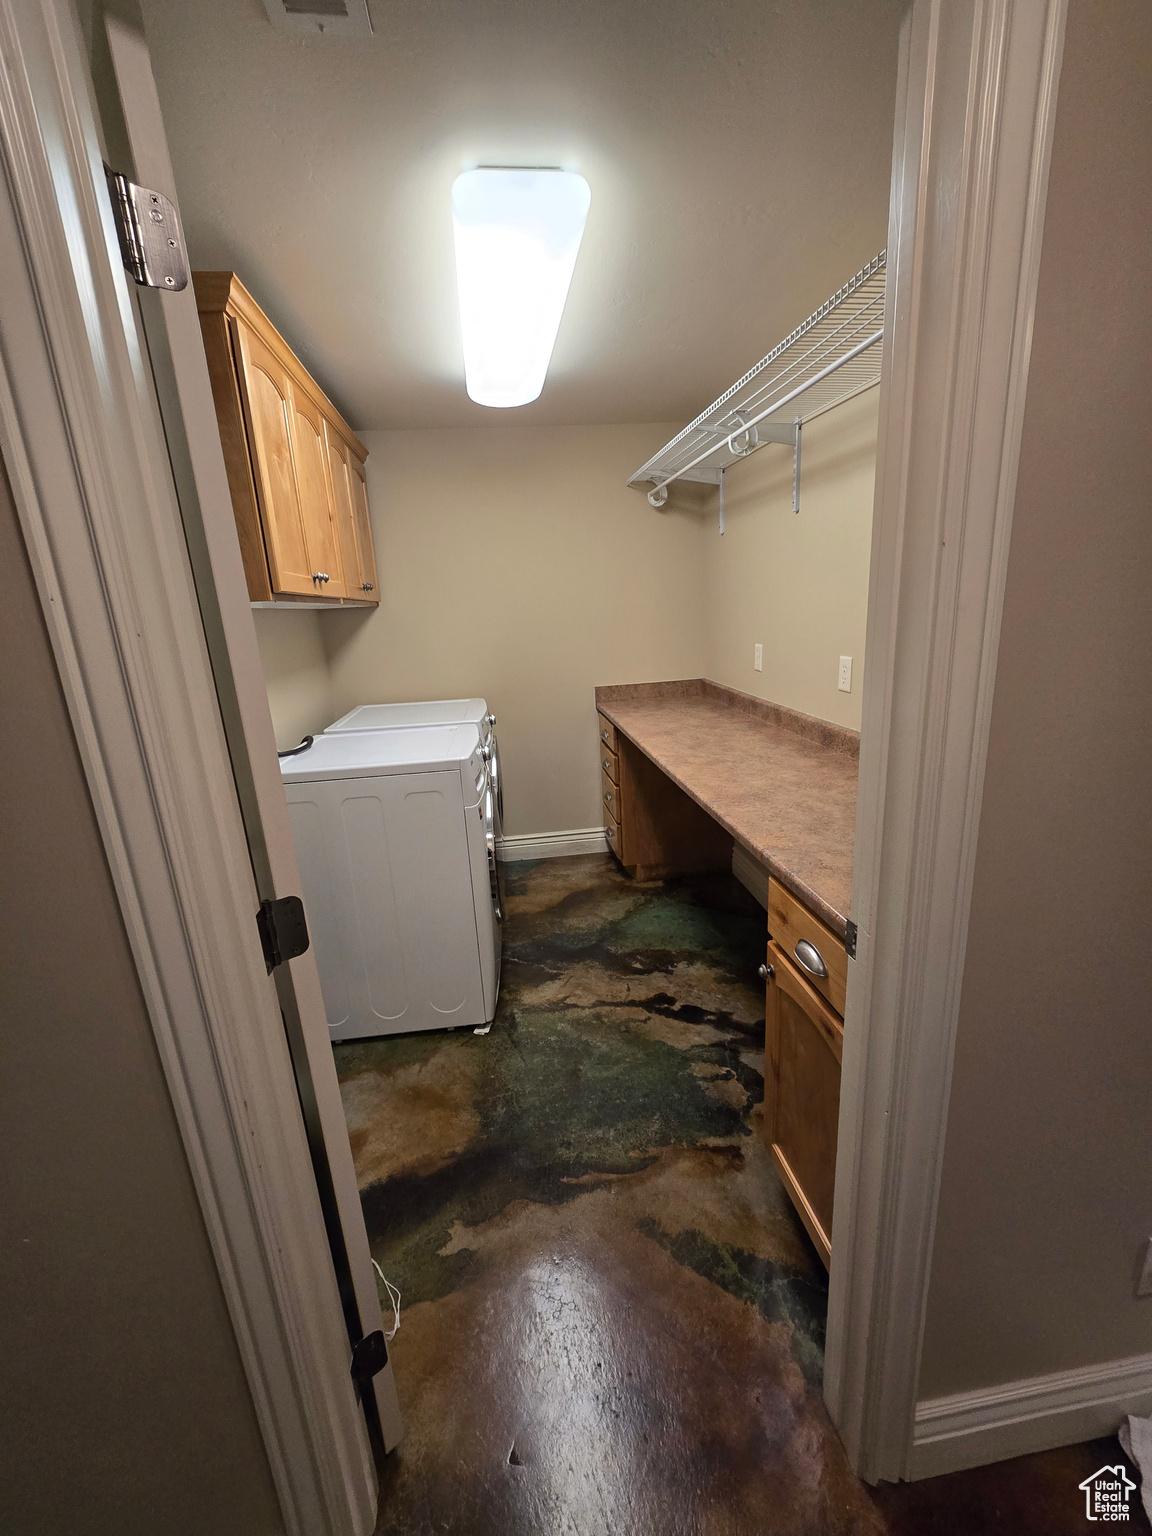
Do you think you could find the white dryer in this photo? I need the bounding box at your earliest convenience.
[281,724,501,1041]
[325,699,502,832]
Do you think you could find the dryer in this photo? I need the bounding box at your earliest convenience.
[325,698,503,831]
[281,724,500,1041]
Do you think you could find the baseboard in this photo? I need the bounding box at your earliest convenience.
[497,827,607,863]
[731,842,770,908]
[910,1352,1152,1480]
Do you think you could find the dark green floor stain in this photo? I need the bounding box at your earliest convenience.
[336,855,828,1377]
[637,1218,827,1384]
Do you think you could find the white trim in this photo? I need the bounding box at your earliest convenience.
[823,0,1068,1483]
[498,826,608,862]
[731,842,770,908]
[911,1354,1152,1480]
[0,4,375,1532]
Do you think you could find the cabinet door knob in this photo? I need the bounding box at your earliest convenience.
[361,582,374,591]
[793,939,829,980]
[758,962,774,980]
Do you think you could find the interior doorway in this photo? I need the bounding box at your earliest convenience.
[0,1,1079,1530]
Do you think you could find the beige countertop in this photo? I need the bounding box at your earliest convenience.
[594,679,858,937]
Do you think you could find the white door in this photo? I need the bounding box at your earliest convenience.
[98,14,403,1453]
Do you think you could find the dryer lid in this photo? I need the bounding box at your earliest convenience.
[279,722,482,782]
[326,698,489,732]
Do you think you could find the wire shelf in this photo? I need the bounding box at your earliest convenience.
[629,251,886,501]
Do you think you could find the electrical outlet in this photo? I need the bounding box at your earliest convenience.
[838,655,853,692]
[754,644,763,672]
[1138,1237,1152,1297]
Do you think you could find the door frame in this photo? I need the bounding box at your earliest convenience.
[824,0,1068,1482]
[0,3,379,1533]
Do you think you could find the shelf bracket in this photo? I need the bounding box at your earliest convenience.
[792,418,803,514]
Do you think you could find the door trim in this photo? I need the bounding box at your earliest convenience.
[0,4,377,1532]
[824,0,1068,1482]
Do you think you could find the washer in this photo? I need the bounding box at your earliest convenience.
[281,724,500,1041]
[325,699,503,830]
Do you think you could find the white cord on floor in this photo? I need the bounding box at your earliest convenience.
[372,1258,401,1340]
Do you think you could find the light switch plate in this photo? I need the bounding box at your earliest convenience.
[838,655,853,692]
[754,644,763,672]
[1138,1237,1152,1297]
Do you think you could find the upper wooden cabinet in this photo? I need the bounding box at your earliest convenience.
[326,425,378,600]
[194,272,377,606]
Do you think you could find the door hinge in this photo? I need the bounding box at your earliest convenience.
[256,895,310,974]
[104,166,189,291]
[845,919,858,960]
[349,1329,389,1391]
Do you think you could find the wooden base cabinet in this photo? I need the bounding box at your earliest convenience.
[194,271,379,607]
[597,713,732,880]
[764,937,844,1270]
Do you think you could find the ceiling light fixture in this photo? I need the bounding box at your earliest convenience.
[452,167,591,408]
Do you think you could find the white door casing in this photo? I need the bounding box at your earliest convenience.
[824,0,1068,1483]
[0,2,386,1531]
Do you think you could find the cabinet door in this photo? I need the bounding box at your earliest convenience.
[231,319,315,596]
[347,453,378,599]
[325,425,376,601]
[764,940,842,1267]
[289,388,347,598]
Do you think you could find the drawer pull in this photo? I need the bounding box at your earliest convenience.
[603,756,613,774]
[601,726,610,742]
[793,939,829,980]
[605,823,617,843]
[758,962,774,981]
[603,791,613,807]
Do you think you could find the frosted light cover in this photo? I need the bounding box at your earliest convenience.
[452,168,591,408]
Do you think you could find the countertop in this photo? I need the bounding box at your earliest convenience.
[594,679,858,937]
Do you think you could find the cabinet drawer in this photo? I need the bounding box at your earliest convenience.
[603,807,623,859]
[601,769,620,825]
[767,876,847,1018]
[597,713,618,754]
[764,941,843,1268]
[600,744,619,784]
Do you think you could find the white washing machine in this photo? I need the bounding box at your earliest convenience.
[281,724,501,1041]
[325,699,502,833]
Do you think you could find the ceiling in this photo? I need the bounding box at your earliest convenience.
[139,0,905,433]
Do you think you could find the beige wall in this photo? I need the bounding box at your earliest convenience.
[254,607,337,751]
[703,390,877,730]
[255,407,876,824]
[319,424,709,837]
[918,0,1152,1399]
[0,464,284,1533]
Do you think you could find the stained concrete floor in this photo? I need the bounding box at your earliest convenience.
[334,854,1146,1536]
